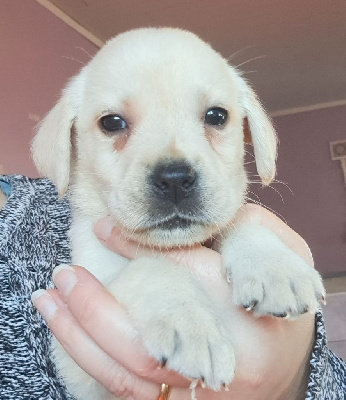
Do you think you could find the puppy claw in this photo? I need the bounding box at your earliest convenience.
[243,300,258,311]
[160,357,168,368]
[222,383,230,391]
[271,311,287,318]
[301,305,309,314]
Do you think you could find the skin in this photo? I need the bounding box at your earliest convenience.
[32,204,316,400]
[0,187,6,209]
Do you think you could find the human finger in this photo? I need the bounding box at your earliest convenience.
[94,217,225,281]
[94,203,313,269]
[31,287,161,400]
[49,264,190,388]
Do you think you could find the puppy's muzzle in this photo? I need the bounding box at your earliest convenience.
[147,160,204,229]
[151,161,197,205]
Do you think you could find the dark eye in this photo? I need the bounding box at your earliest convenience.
[99,114,128,133]
[205,107,228,126]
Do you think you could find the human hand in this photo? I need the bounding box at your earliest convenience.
[32,204,316,400]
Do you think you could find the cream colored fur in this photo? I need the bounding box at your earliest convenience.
[32,28,324,399]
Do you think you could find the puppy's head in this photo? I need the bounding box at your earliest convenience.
[32,28,277,247]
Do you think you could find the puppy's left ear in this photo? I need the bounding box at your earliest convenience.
[235,73,277,185]
[32,71,86,196]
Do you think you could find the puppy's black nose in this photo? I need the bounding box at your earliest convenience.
[151,161,197,205]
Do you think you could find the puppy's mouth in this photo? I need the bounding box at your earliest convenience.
[116,212,214,247]
[153,216,196,230]
[136,214,204,232]
[127,212,206,231]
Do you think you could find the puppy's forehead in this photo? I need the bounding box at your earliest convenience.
[85,28,234,94]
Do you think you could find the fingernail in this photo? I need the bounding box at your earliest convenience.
[93,217,117,242]
[31,289,58,321]
[53,264,77,297]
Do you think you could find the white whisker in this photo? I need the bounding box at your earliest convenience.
[226,45,256,62]
[236,55,266,69]
[75,46,94,60]
[62,56,86,66]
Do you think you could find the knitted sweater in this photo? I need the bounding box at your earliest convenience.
[0,175,345,400]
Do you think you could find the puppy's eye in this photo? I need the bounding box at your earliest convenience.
[205,107,228,126]
[99,115,128,133]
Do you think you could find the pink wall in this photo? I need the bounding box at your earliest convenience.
[1,0,344,277]
[0,0,98,176]
[250,106,346,277]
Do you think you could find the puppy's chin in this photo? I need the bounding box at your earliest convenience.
[124,222,217,248]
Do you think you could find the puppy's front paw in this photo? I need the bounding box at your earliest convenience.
[142,303,235,390]
[108,257,235,390]
[222,224,325,318]
[231,256,325,318]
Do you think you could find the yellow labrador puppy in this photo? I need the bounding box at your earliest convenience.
[32,28,324,399]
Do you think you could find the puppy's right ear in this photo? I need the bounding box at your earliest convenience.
[32,72,85,196]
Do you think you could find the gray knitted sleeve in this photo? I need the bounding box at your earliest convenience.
[0,175,74,400]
